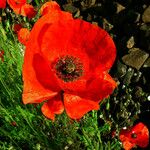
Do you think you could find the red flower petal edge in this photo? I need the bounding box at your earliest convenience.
[40,1,61,16]
[119,122,149,150]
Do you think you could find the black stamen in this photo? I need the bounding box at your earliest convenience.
[131,133,137,138]
[54,55,83,82]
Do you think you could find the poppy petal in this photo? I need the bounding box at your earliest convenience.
[32,53,60,92]
[22,42,58,104]
[80,72,117,102]
[0,0,6,8]
[121,138,136,150]
[64,93,99,119]
[70,19,116,71]
[17,28,30,45]
[40,1,61,16]
[41,94,64,121]
[7,0,26,14]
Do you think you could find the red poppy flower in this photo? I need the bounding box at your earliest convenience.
[0,0,6,8]
[17,28,30,45]
[7,0,26,14]
[0,50,4,62]
[119,122,149,150]
[22,2,117,121]
[40,1,61,16]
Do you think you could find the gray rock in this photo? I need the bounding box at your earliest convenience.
[126,36,135,49]
[142,6,150,23]
[122,48,149,70]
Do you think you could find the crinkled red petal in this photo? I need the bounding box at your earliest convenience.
[70,19,116,71]
[41,94,64,121]
[64,93,99,119]
[78,71,117,102]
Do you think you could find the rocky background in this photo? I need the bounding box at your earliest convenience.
[57,0,150,128]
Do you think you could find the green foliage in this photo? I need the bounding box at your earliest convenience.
[0,24,121,149]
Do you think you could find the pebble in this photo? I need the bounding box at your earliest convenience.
[102,18,114,31]
[142,6,150,23]
[122,48,149,70]
[126,36,135,49]
[115,2,125,14]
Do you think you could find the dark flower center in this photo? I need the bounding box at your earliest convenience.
[131,133,137,138]
[55,55,83,82]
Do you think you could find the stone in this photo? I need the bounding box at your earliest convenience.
[115,2,125,14]
[126,36,135,49]
[102,18,114,32]
[142,6,150,23]
[143,57,150,68]
[122,48,149,70]
[63,4,78,14]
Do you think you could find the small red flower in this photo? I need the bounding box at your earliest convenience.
[21,3,36,18]
[40,1,61,16]
[119,122,149,150]
[7,0,36,18]
[17,28,30,45]
[0,0,6,8]
[0,50,4,62]
[22,2,117,121]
